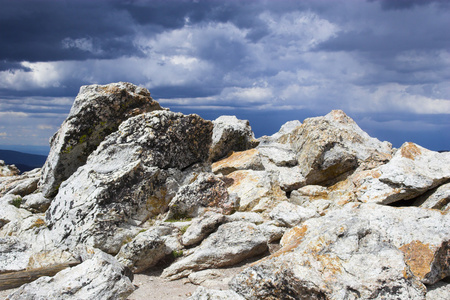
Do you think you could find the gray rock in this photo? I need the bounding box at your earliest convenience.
[39,82,164,198]
[1,168,40,197]
[188,286,245,300]
[7,251,135,300]
[356,142,450,205]
[258,143,298,167]
[167,172,237,220]
[426,280,450,300]
[226,170,287,213]
[413,182,450,212]
[162,221,268,280]
[224,211,265,224]
[257,222,286,243]
[45,111,213,254]
[0,200,32,229]
[230,203,449,299]
[284,110,393,185]
[0,160,20,177]
[209,116,259,162]
[259,120,302,145]
[181,212,226,246]
[269,201,318,227]
[116,225,173,273]
[0,237,31,273]
[22,192,52,213]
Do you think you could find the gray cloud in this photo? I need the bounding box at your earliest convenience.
[0,0,449,151]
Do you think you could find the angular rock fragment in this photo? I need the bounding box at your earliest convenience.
[167,172,237,219]
[283,110,393,185]
[39,82,164,198]
[212,148,264,175]
[116,225,173,273]
[188,286,245,300]
[356,142,450,205]
[0,160,20,177]
[226,170,287,212]
[181,212,226,246]
[0,168,40,197]
[413,182,450,212]
[7,251,135,300]
[269,201,318,227]
[162,221,268,280]
[22,192,52,213]
[209,116,259,162]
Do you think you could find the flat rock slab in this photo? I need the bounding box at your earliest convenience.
[162,221,268,280]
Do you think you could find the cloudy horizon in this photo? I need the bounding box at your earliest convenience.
[1,0,449,155]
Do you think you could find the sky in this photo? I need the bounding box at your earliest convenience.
[0,0,449,155]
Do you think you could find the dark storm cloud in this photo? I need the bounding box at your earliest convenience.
[0,0,449,150]
[0,0,141,62]
[374,0,449,10]
[0,60,31,72]
[0,0,306,64]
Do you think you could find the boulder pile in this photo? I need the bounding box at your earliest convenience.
[1,82,449,300]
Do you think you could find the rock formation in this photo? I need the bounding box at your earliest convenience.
[0,82,448,299]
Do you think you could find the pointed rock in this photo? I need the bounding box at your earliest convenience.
[283,110,393,185]
[39,82,164,198]
[209,116,259,162]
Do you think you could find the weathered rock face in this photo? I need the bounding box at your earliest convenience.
[162,221,269,280]
[7,251,135,300]
[209,115,259,162]
[22,192,52,213]
[226,170,287,213]
[0,168,40,198]
[116,225,173,273]
[188,286,245,300]
[0,237,31,273]
[0,160,20,177]
[45,111,213,254]
[181,212,226,247]
[230,203,449,299]
[413,182,450,212]
[167,172,238,219]
[284,110,393,185]
[269,201,318,227]
[39,82,164,198]
[356,142,450,205]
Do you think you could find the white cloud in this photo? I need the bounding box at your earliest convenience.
[0,111,28,118]
[0,61,61,90]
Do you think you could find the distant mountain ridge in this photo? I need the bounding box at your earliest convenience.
[0,149,47,173]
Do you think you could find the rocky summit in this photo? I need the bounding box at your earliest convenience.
[0,82,449,300]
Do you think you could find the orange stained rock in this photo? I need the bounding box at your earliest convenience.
[281,225,309,248]
[401,142,422,160]
[212,149,260,174]
[399,240,435,280]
